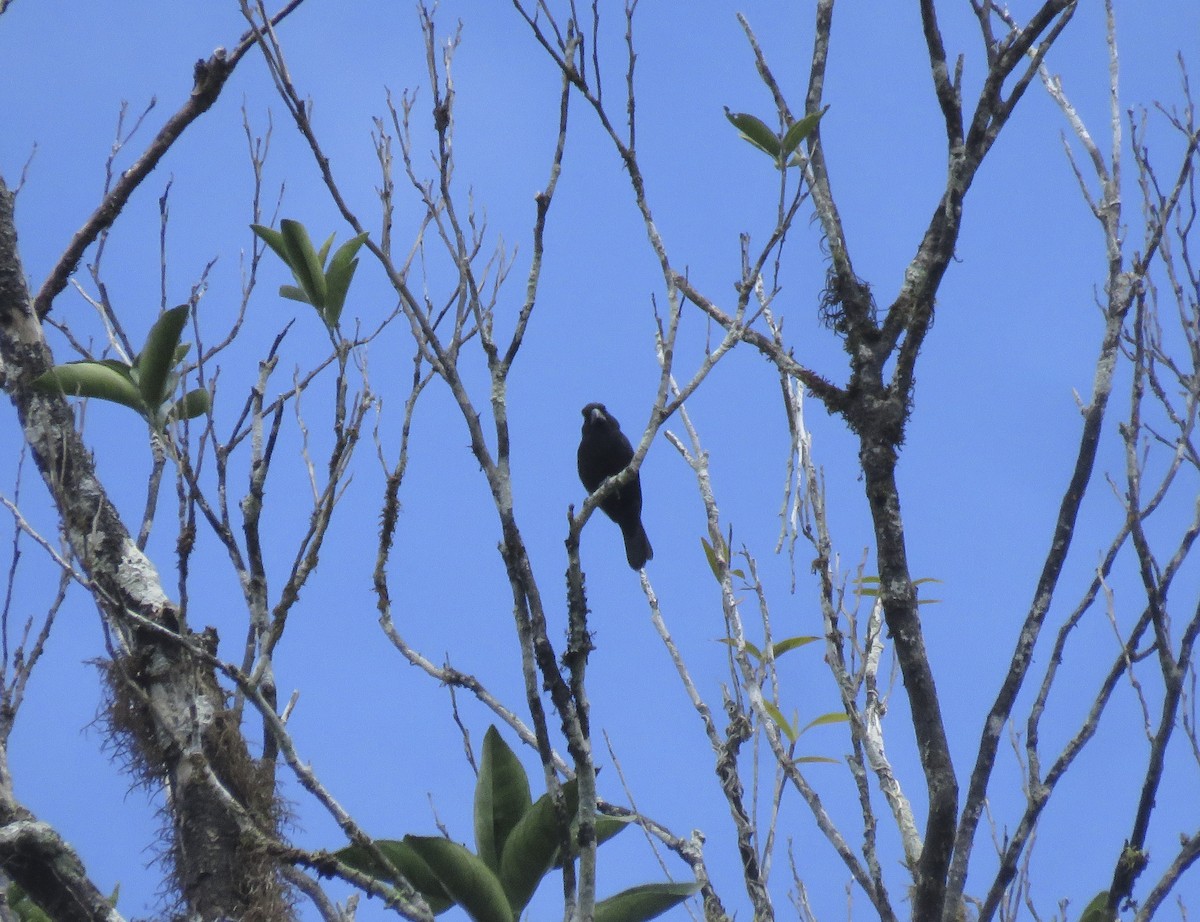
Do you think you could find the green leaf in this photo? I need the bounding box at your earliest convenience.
[594,881,702,922]
[317,231,336,269]
[499,778,578,913]
[250,223,291,265]
[404,836,514,922]
[717,637,762,660]
[595,813,633,849]
[166,388,212,422]
[724,108,782,162]
[94,358,137,377]
[1078,891,1115,922]
[761,700,797,745]
[279,284,312,305]
[329,232,369,273]
[770,635,820,658]
[801,711,849,734]
[852,575,943,603]
[322,232,368,326]
[700,535,737,583]
[700,537,719,581]
[789,755,842,766]
[322,256,358,326]
[474,727,532,872]
[915,577,944,606]
[700,533,746,580]
[780,105,829,159]
[280,219,328,308]
[135,305,190,409]
[33,361,145,414]
[336,840,454,914]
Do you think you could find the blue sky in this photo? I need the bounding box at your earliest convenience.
[2,2,1199,920]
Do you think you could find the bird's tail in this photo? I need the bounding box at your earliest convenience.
[621,522,653,571]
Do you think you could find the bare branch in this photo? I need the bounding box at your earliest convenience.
[32,0,308,318]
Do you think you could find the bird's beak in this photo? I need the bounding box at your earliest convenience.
[590,407,605,422]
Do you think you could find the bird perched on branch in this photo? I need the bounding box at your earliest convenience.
[577,403,653,570]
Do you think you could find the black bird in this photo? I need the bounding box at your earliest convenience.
[577,403,653,570]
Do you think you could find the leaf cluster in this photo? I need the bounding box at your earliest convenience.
[32,304,210,429]
[855,575,943,606]
[723,106,828,169]
[251,219,368,330]
[336,727,698,921]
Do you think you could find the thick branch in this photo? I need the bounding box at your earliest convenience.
[918,0,964,148]
[1,177,288,921]
[859,439,957,920]
[0,817,124,922]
